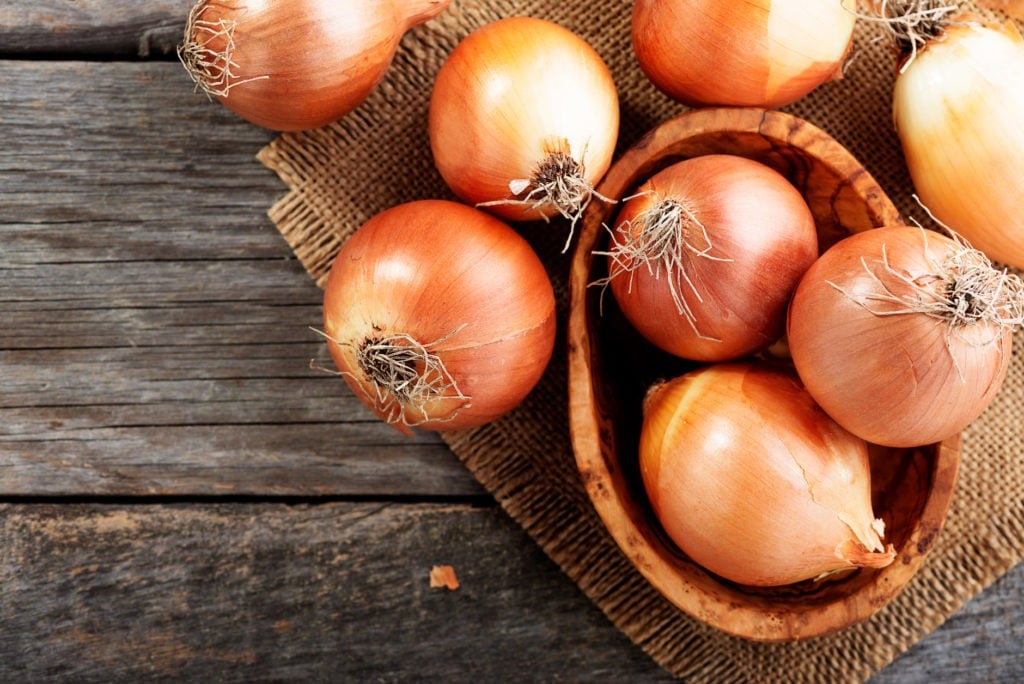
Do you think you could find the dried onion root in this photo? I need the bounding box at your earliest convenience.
[479,139,613,252]
[314,327,471,431]
[177,2,267,98]
[863,0,963,68]
[829,227,1024,381]
[594,192,731,341]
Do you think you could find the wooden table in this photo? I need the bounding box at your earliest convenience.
[2,3,1021,680]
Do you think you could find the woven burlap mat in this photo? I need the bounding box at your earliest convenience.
[257,3,1024,681]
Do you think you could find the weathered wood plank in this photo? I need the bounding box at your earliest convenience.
[0,61,284,262]
[0,425,477,498]
[0,502,670,681]
[0,1,188,58]
[0,501,1020,682]
[0,59,475,497]
[0,302,323,348]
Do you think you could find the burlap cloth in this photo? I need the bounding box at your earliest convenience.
[256,3,1023,681]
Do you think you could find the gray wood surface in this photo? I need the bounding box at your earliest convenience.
[0,503,666,682]
[1,3,1021,682]
[0,1,187,57]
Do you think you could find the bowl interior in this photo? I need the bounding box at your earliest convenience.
[567,107,962,642]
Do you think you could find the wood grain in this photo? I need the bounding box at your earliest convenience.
[0,1,188,58]
[0,502,669,681]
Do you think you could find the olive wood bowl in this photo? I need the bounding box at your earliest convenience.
[567,107,962,642]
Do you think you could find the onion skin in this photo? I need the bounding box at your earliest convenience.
[179,0,450,131]
[639,362,895,588]
[428,16,619,224]
[893,18,1024,269]
[632,0,856,108]
[322,200,556,435]
[787,226,1015,448]
[605,155,818,362]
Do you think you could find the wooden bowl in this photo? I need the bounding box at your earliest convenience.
[567,107,962,642]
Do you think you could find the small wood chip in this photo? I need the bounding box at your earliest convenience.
[429,564,459,590]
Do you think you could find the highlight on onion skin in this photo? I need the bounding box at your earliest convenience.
[639,362,896,588]
[598,154,818,362]
[178,0,451,131]
[881,3,1024,269]
[321,200,557,436]
[631,0,856,108]
[787,225,1024,448]
[428,16,619,239]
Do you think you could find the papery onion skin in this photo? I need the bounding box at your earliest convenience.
[178,0,450,131]
[604,154,818,362]
[428,16,619,224]
[639,362,895,588]
[631,0,856,108]
[893,17,1024,268]
[322,200,556,435]
[787,226,1017,448]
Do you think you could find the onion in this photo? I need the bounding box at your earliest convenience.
[178,0,450,131]
[632,0,857,108]
[787,225,1024,447]
[599,154,818,362]
[639,362,896,587]
[428,16,619,246]
[321,200,556,435]
[877,1,1024,268]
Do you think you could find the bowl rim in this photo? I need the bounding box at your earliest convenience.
[566,106,963,642]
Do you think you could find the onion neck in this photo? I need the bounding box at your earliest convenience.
[835,538,897,569]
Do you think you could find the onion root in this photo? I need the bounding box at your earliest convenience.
[478,137,611,252]
[863,0,964,69]
[827,226,1024,380]
[593,193,732,341]
[177,1,268,99]
[316,326,472,431]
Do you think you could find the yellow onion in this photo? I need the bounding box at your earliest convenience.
[178,0,450,131]
[632,0,857,108]
[639,362,896,587]
[428,17,619,243]
[321,200,556,435]
[885,3,1024,268]
[787,225,1023,447]
[599,154,818,362]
